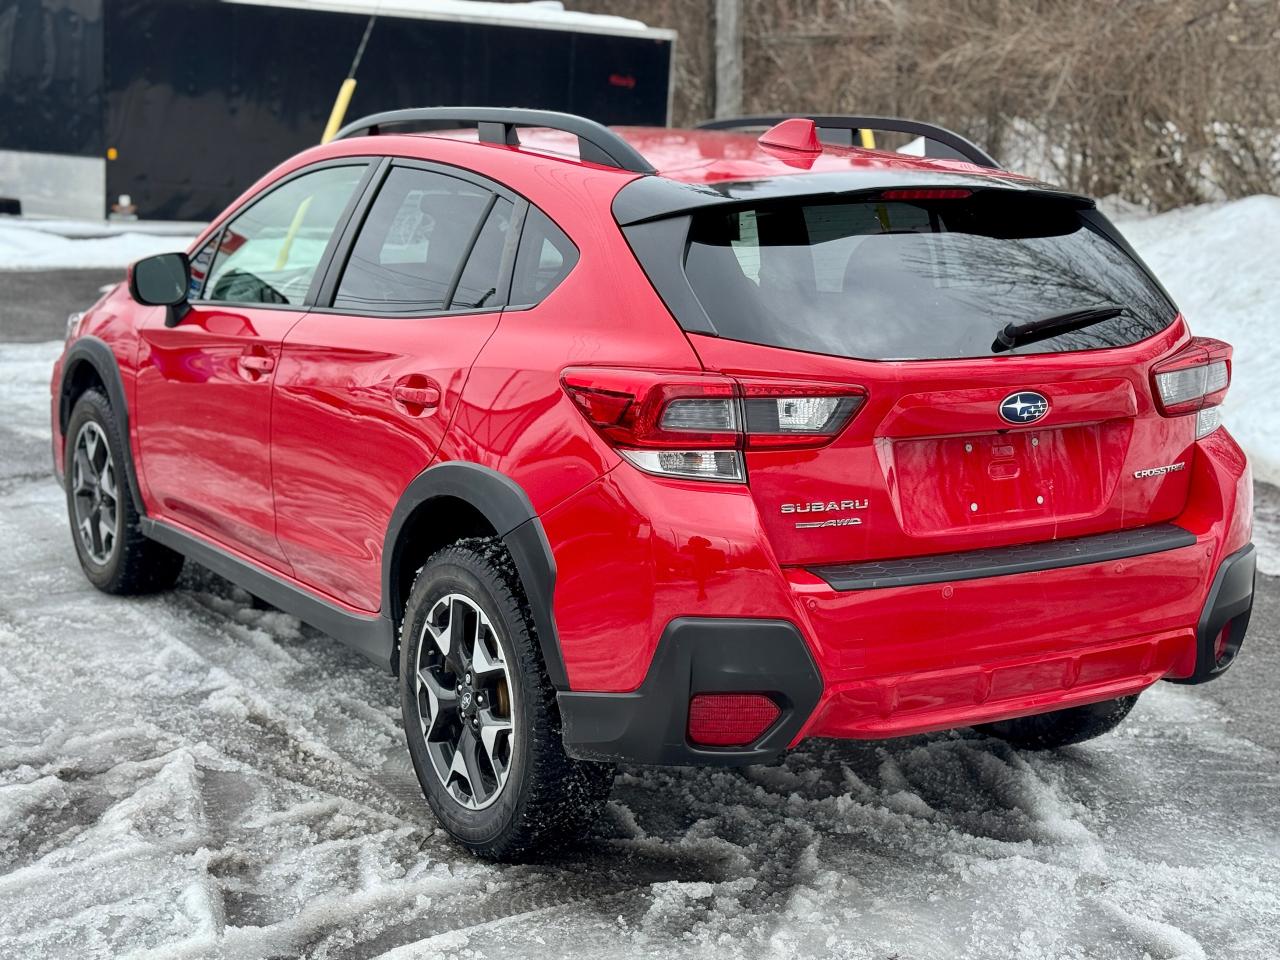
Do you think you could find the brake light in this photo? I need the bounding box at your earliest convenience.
[687,693,780,747]
[879,188,972,201]
[1151,337,1231,438]
[562,368,865,481]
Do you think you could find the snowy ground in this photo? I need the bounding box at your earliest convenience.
[0,219,197,271]
[2,198,1280,958]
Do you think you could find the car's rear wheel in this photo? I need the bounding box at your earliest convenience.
[65,390,184,594]
[975,694,1139,750]
[399,538,613,860]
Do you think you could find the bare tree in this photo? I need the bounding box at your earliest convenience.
[573,0,1280,209]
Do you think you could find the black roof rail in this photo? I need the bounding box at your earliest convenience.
[696,115,1000,170]
[332,107,656,175]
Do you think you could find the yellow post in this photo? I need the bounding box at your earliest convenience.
[859,128,877,150]
[322,77,359,144]
[276,78,358,271]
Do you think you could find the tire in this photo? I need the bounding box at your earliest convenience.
[64,389,184,594]
[976,694,1139,750]
[399,537,614,861]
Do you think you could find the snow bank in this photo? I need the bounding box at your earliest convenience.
[1113,196,1280,485]
[0,220,197,271]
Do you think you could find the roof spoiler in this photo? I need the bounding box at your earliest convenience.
[332,107,656,175]
[697,115,1000,170]
[612,171,1092,227]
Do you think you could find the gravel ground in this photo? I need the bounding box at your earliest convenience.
[0,275,1277,960]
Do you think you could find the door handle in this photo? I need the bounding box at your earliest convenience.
[392,379,441,415]
[238,355,275,373]
[237,348,275,381]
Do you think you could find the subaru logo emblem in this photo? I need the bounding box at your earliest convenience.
[999,391,1050,424]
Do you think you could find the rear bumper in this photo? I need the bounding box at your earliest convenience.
[559,618,821,766]
[547,428,1253,765]
[1169,540,1255,685]
[560,536,1254,764]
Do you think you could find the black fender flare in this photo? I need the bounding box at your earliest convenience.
[383,461,568,690]
[57,336,147,517]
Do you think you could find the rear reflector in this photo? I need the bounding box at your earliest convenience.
[687,693,781,747]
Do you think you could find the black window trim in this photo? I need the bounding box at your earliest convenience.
[188,157,380,311]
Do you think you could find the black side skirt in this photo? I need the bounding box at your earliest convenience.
[141,518,396,669]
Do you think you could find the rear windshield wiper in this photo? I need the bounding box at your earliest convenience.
[992,306,1124,352]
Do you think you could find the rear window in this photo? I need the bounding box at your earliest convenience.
[681,192,1175,361]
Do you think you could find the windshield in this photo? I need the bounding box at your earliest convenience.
[681,192,1176,361]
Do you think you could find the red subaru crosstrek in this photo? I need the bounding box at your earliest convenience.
[52,109,1255,859]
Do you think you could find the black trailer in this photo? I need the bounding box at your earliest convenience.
[0,0,674,220]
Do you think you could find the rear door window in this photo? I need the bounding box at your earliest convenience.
[334,167,497,315]
[681,192,1176,360]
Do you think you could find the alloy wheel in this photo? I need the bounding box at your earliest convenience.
[415,593,516,810]
[71,421,119,565]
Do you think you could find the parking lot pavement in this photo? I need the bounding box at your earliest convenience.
[0,269,121,341]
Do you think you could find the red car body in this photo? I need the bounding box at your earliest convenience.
[51,116,1254,765]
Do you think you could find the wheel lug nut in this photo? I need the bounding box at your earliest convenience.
[465,673,472,684]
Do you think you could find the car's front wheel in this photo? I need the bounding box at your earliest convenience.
[399,538,613,860]
[64,389,183,594]
[975,694,1139,750]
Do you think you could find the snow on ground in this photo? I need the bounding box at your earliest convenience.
[2,336,1280,958]
[0,220,197,271]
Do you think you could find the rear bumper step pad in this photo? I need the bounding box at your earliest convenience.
[808,523,1197,591]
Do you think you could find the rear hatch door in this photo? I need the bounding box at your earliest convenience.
[625,184,1195,566]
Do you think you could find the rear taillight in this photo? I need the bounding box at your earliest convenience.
[687,693,781,747]
[1151,337,1231,439]
[562,368,864,482]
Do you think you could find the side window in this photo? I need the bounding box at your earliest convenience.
[452,197,515,310]
[333,167,496,314]
[203,164,366,306]
[510,208,579,306]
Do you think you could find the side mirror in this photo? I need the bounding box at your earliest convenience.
[128,252,191,325]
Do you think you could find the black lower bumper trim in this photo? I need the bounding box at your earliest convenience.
[1167,541,1255,685]
[808,523,1198,591]
[558,618,822,766]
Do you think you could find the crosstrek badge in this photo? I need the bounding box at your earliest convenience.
[1134,461,1187,478]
